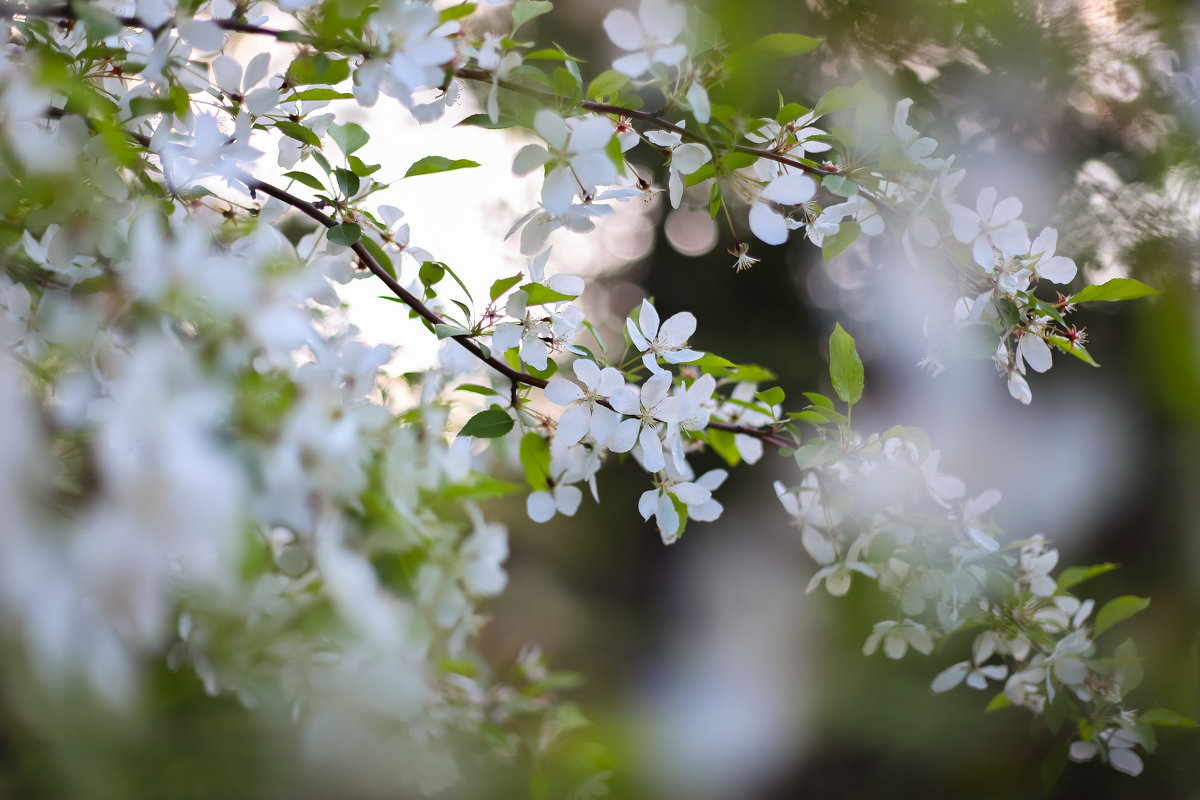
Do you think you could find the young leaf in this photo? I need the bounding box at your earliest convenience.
[1056,562,1118,590]
[519,433,552,491]
[755,386,785,407]
[490,273,524,301]
[587,69,630,100]
[523,283,576,305]
[512,0,553,32]
[439,2,477,22]
[829,322,864,406]
[404,156,482,178]
[1094,595,1150,637]
[458,406,515,438]
[285,88,354,102]
[1070,278,1160,303]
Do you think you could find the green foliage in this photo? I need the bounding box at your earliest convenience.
[828,323,864,406]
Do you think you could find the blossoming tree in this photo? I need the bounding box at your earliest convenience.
[0,0,1191,795]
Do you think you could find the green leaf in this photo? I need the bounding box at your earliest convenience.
[1110,638,1142,696]
[1041,743,1068,793]
[984,692,1012,713]
[73,2,123,38]
[755,386,785,407]
[441,473,520,500]
[327,222,361,247]
[359,236,395,280]
[285,53,351,86]
[512,0,553,32]
[829,322,864,406]
[1094,595,1150,637]
[1056,562,1118,591]
[348,155,382,176]
[420,261,445,287]
[329,121,369,156]
[520,433,552,491]
[822,174,858,198]
[334,168,360,198]
[706,428,741,467]
[275,120,322,148]
[587,69,630,100]
[523,283,576,304]
[284,88,355,102]
[490,273,524,301]
[439,2,477,22]
[1141,709,1198,727]
[822,220,860,262]
[524,48,583,62]
[1046,336,1101,367]
[283,170,325,191]
[434,323,472,339]
[458,406,514,438]
[803,392,834,410]
[456,113,518,130]
[1070,277,1160,303]
[552,66,580,97]
[726,33,822,73]
[456,383,500,396]
[776,102,810,125]
[794,439,841,470]
[403,156,482,178]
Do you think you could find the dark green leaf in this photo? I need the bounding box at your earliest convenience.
[420,261,446,287]
[327,222,361,247]
[359,236,395,280]
[456,383,500,396]
[458,406,514,438]
[334,168,360,197]
[275,120,322,148]
[829,322,864,406]
[404,156,482,178]
[348,155,382,176]
[457,113,518,130]
[283,170,326,191]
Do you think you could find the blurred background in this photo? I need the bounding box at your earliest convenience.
[5,0,1200,798]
